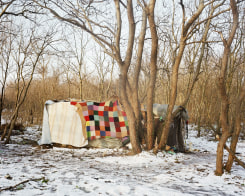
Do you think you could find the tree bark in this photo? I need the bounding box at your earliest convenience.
[5,113,18,144]
[130,10,147,146]
[158,0,205,150]
[113,0,142,153]
[1,30,51,143]
[119,71,141,154]
[180,2,215,107]
[224,141,245,170]
[215,132,231,175]
[225,82,245,172]
[158,40,185,149]
[146,0,158,150]
[215,0,239,176]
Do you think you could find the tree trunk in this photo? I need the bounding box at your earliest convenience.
[215,48,231,176]
[146,0,158,150]
[119,71,141,154]
[225,83,245,172]
[215,132,230,175]
[158,40,186,149]
[131,91,143,146]
[80,79,83,100]
[1,106,18,141]
[215,0,238,176]
[5,114,18,144]
[129,9,147,146]
[0,104,2,127]
[1,124,10,141]
[158,0,205,150]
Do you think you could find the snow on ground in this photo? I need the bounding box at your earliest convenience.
[0,125,245,196]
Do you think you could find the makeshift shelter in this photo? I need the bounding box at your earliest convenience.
[152,103,188,152]
[39,100,188,151]
[38,100,129,148]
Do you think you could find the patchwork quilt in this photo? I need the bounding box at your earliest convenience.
[71,100,129,141]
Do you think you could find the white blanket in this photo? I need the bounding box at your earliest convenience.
[38,101,88,147]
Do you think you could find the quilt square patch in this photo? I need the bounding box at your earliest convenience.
[88,110,94,115]
[94,115,99,121]
[100,131,106,137]
[98,111,104,116]
[111,132,116,137]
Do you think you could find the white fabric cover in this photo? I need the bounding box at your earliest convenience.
[38,101,88,147]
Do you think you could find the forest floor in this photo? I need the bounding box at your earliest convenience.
[0,125,245,196]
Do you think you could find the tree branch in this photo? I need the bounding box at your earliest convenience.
[0,0,15,18]
[0,177,46,192]
[224,143,245,169]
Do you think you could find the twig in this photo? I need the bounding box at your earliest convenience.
[0,177,45,192]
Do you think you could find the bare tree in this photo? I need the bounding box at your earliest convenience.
[158,0,208,150]
[0,25,14,126]
[63,31,90,100]
[1,27,55,143]
[179,1,225,108]
[0,0,41,22]
[142,0,158,150]
[34,0,159,153]
[92,48,115,101]
[0,0,16,19]
[105,57,116,99]
[215,0,239,176]
[225,28,245,171]
[0,0,46,128]
[36,55,50,102]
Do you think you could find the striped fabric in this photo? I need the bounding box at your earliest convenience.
[39,101,88,147]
